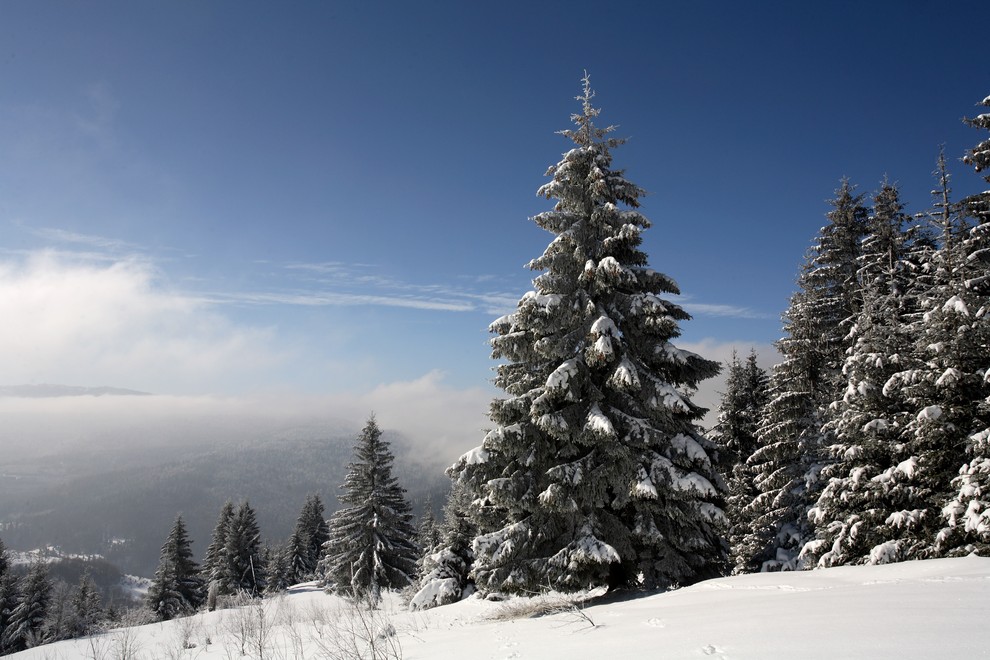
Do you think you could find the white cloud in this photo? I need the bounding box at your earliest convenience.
[0,251,283,394]
[680,302,776,320]
[344,370,493,464]
[28,227,141,253]
[203,260,523,316]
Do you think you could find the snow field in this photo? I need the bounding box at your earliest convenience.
[9,556,990,660]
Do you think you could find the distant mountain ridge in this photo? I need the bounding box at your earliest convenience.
[0,384,151,397]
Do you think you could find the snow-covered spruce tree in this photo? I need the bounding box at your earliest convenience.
[1,562,52,652]
[877,140,989,561]
[68,570,102,638]
[803,182,922,566]
[416,495,442,556]
[0,538,19,655]
[283,528,310,587]
[738,182,869,572]
[410,482,477,610]
[220,501,267,597]
[296,493,330,580]
[263,542,292,593]
[937,92,990,555]
[714,351,770,477]
[202,500,234,591]
[713,351,770,573]
[321,415,418,602]
[448,76,724,594]
[148,516,205,620]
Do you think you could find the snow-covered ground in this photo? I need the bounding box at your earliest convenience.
[11,556,990,659]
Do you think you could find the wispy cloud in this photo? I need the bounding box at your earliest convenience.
[29,227,141,253]
[667,293,774,321]
[207,290,476,313]
[679,302,776,320]
[204,260,523,316]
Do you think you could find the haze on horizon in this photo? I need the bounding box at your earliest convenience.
[1,1,987,465]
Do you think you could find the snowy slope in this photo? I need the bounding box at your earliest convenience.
[11,556,990,659]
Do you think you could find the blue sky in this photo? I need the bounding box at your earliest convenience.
[1,1,988,449]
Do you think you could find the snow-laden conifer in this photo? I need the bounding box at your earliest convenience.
[411,482,476,610]
[936,92,990,555]
[739,182,868,571]
[321,415,418,602]
[301,495,331,580]
[416,495,442,556]
[202,500,235,591]
[148,516,205,620]
[283,529,310,587]
[0,538,19,655]
[286,495,330,584]
[714,351,770,573]
[220,501,267,597]
[1,562,51,652]
[874,139,990,561]
[449,75,724,593]
[803,182,922,566]
[68,571,102,638]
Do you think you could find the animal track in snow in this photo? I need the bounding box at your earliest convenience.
[645,617,666,628]
[702,643,729,658]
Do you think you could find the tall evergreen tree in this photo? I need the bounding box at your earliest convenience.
[264,542,292,594]
[0,539,20,655]
[1,562,52,652]
[220,501,267,597]
[148,516,205,620]
[0,539,7,586]
[68,570,102,638]
[714,351,770,474]
[937,92,990,555]
[416,495,442,556]
[803,182,921,566]
[291,495,330,581]
[284,529,311,586]
[321,415,418,602]
[739,182,869,572]
[714,351,770,573]
[449,75,724,593]
[202,500,235,588]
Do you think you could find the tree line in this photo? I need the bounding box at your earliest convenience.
[412,79,989,606]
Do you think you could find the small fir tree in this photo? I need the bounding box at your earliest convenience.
[291,495,330,581]
[264,543,292,594]
[220,501,267,597]
[450,75,724,593]
[321,415,418,602]
[410,482,477,610]
[714,351,770,572]
[68,570,102,638]
[202,500,235,589]
[148,516,205,620]
[1,562,52,652]
[416,495,443,556]
[0,540,20,655]
[284,529,311,586]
